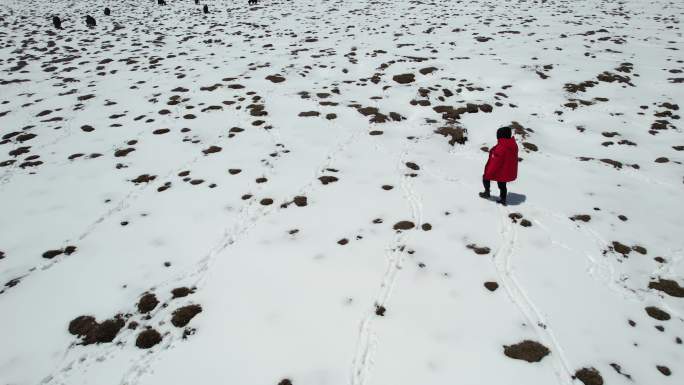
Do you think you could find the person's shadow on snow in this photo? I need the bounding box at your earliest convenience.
[482,192,526,206]
[505,193,526,206]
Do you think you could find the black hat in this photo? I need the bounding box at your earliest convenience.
[497,126,512,139]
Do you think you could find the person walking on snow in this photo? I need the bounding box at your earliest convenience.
[479,126,518,206]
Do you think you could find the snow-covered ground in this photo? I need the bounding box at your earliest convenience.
[1,0,683,384]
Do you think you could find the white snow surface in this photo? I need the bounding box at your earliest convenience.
[0,0,683,384]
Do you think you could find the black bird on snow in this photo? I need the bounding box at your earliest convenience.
[158,0,166,5]
[104,7,111,16]
[203,4,209,13]
[85,15,96,27]
[195,0,199,4]
[52,16,62,29]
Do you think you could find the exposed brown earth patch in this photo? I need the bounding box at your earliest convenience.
[171,305,203,327]
[503,340,550,362]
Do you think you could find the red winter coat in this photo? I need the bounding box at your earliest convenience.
[483,138,518,182]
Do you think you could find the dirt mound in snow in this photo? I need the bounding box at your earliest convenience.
[405,162,420,170]
[69,315,125,345]
[484,282,499,291]
[467,244,490,255]
[172,287,195,298]
[611,241,631,255]
[137,293,159,313]
[503,340,550,362]
[42,246,77,259]
[574,367,603,385]
[131,174,156,184]
[293,196,307,207]
[319,176,338,185]
[68,315,98,336]
[435,126,467,145]
[649,278,684,297]
[393,221,415,230]
[87,318,125,344]
[171,304,203,327]
[645,306,670,320]
[202,145,222,155]
[570,214,591,222]
[266,75,285,83]
[136,328,162,349]
[656,365,671,376]
[392,73,415,84]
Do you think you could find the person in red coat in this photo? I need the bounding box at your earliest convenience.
[479,126,518,205]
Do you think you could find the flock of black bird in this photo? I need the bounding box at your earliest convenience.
[50,0,259,29]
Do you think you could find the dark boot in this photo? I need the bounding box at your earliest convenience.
[481,177,491,198]
[497,182,507,205]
